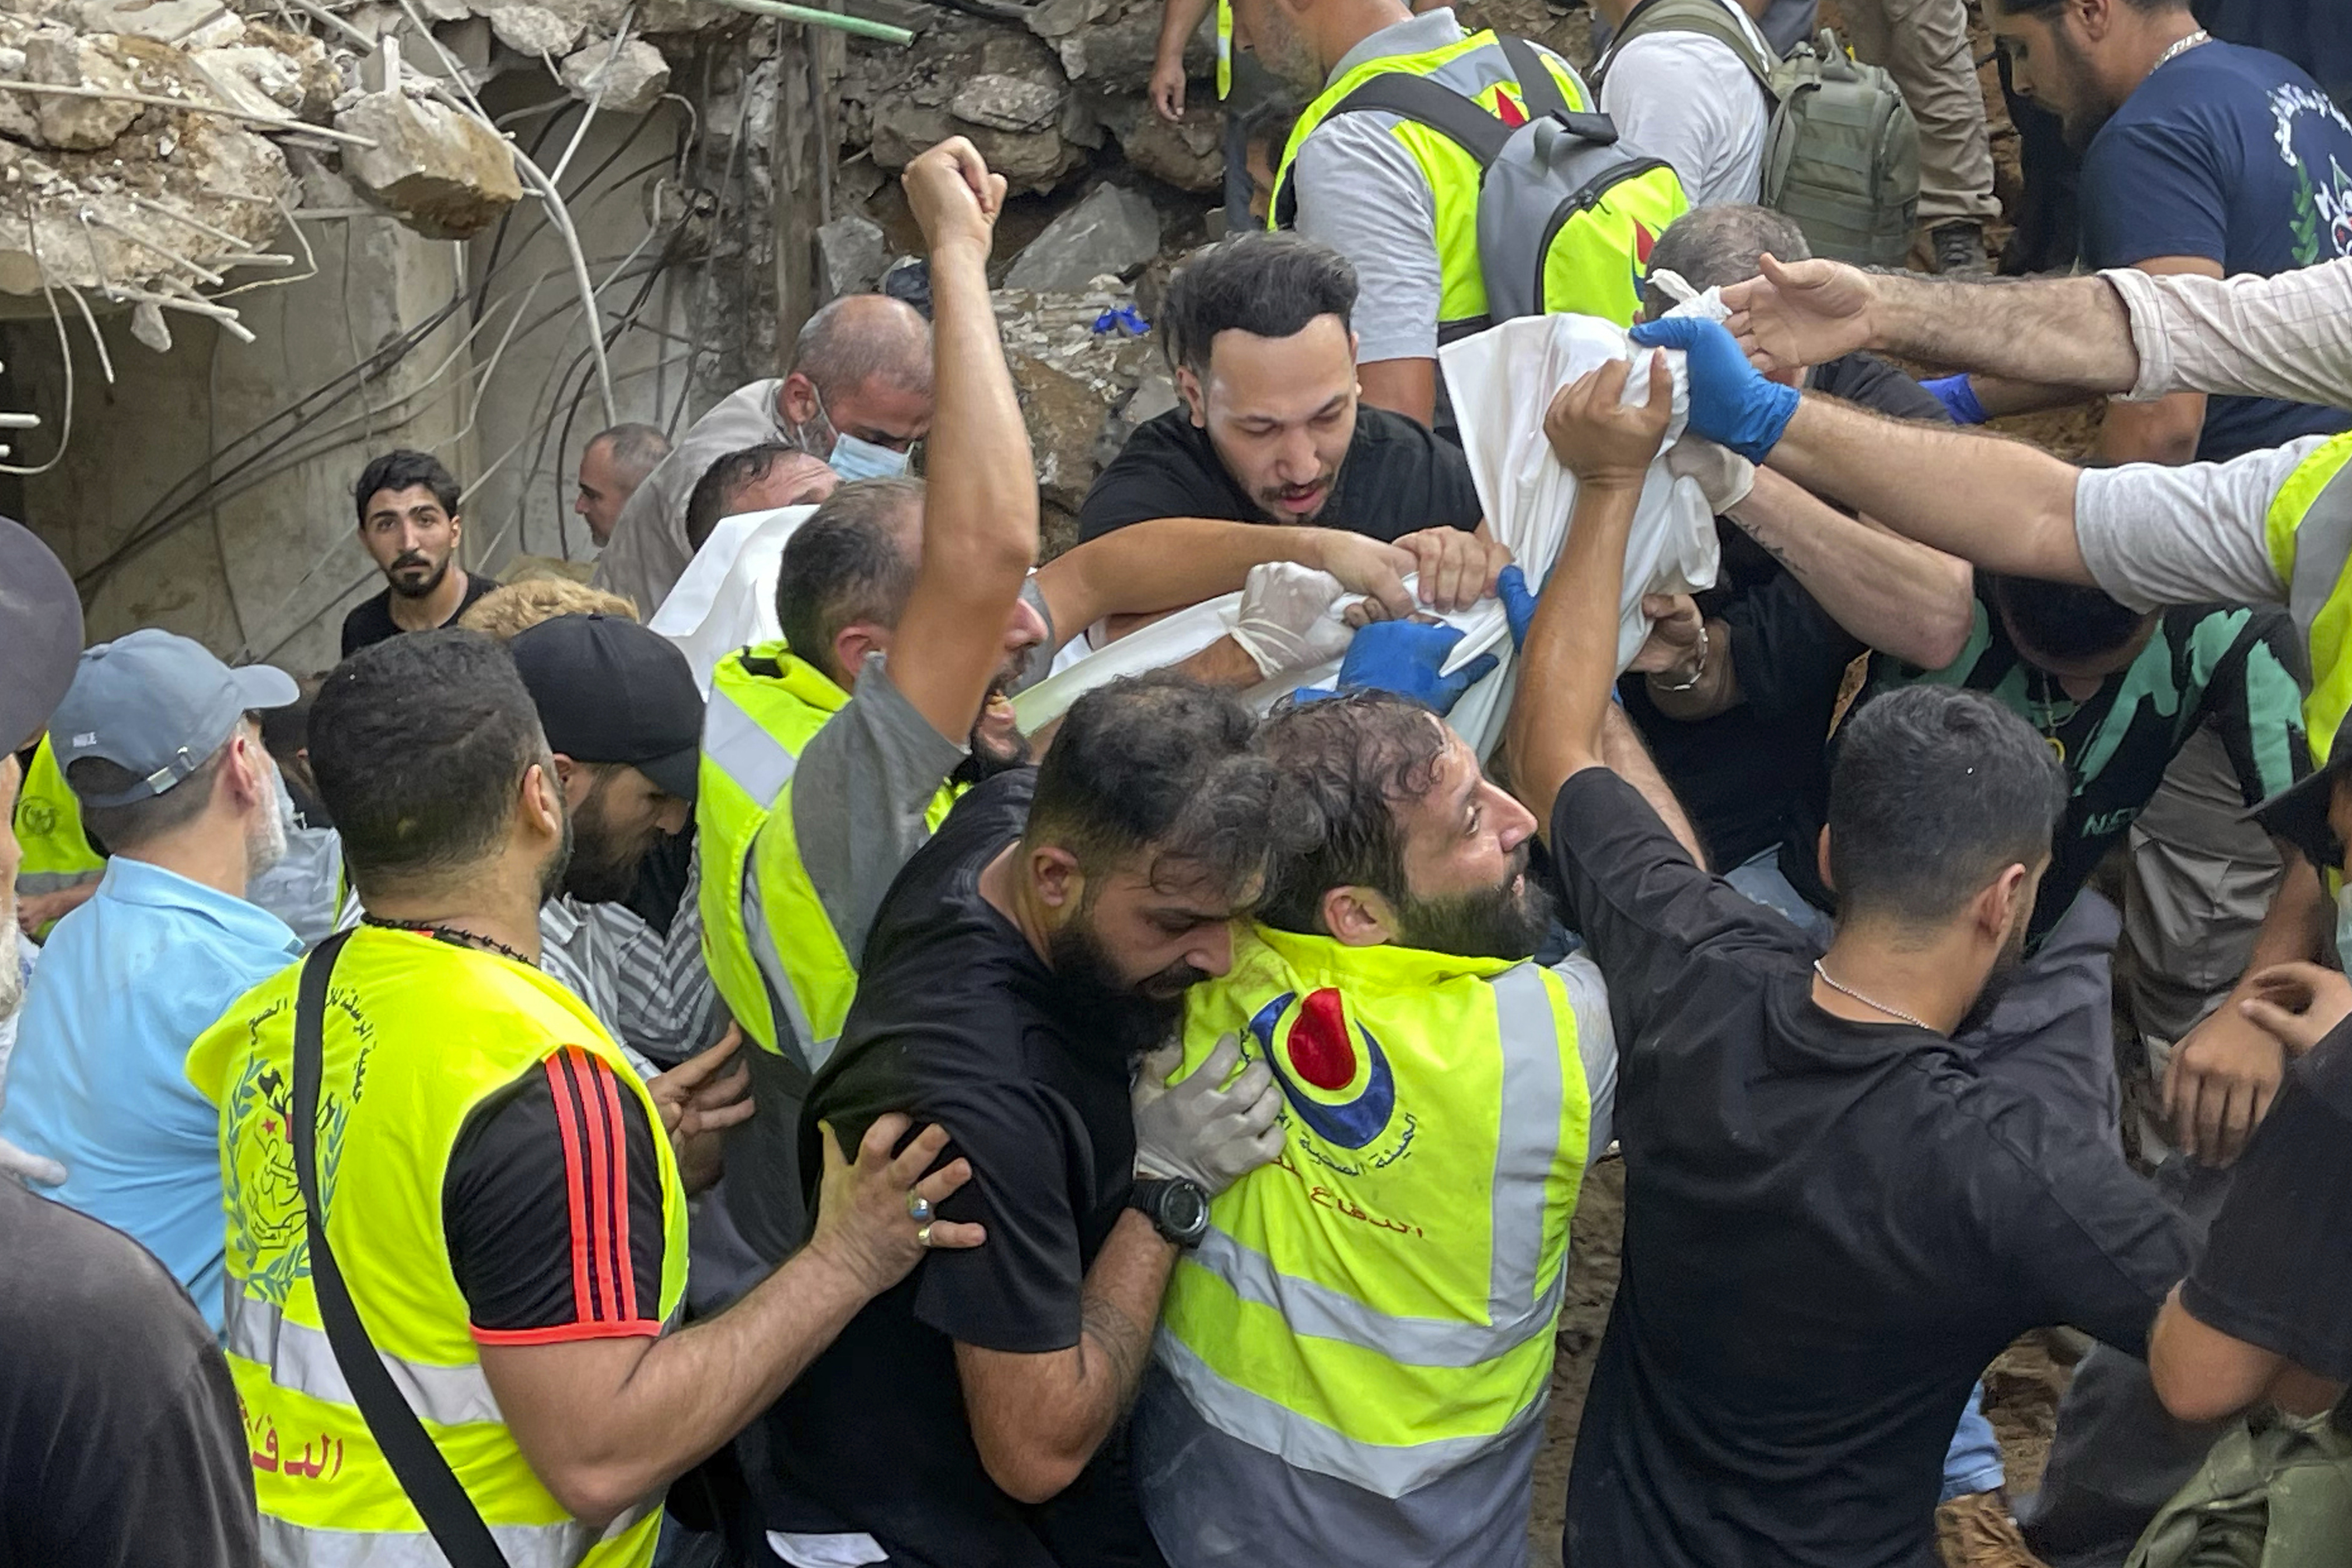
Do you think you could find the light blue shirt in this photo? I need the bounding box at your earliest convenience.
[0,856,300,1332]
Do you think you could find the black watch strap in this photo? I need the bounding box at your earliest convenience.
[1128,1177,1210,1248]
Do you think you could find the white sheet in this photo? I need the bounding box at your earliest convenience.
[647,505,819,694]
[1012,312,1720,755]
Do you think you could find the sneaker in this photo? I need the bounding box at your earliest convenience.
[1930,220,1992,276]
[1936,1490,2051,1568]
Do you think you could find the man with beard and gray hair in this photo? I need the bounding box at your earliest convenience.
[0,524,259,1568]
[1131,687,1620,1568]
[0,629,302,1333]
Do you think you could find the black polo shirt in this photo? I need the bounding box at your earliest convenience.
[1077,404,1483,544]
[1548,765,2190,1568]
[753,770,1161,1568]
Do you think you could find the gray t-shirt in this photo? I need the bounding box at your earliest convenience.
[2073,438,2316,613]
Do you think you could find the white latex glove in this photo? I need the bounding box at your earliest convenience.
[1228,562,1356,679]
[0,1136,65,1188]
[1132,1032,1284,1196]
[1664,433,1755,516]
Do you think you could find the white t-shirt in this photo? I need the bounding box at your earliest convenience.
[1598,0,1773,208]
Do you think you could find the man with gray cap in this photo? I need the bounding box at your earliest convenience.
[0,627,302,1333]
[0,528,260,1568]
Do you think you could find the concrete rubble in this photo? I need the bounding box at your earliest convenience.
[1004,180,1159,292]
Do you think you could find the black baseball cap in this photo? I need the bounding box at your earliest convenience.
[0,517,83,755]
[2247,706,2352,871]
[508,614,703,802]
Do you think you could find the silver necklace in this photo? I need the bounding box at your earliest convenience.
[1812,960,1936,1032]
[2155,29,2211,70]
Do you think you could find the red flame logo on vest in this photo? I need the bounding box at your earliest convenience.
[1246,988,1397,1150]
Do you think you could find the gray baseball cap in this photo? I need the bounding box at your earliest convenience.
[48,629,299,808]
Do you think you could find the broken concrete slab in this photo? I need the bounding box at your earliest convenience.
[23,32,142,150]
[815,212,887,302]
[485,1,580,60]
[558,35,667,114]
[335,88,523,240]
[949,72,1061,135]
[1005,181,1160,292]
[1108,102,1223,194]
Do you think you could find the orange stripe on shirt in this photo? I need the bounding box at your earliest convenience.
[540,1052,595,1324]
[566,1045,620,1323]
[589,1055,640,1324]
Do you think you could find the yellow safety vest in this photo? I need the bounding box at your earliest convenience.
[697,643,958,1068]
[12,732,104,898]
[1158,924,1591,1499]
[1271,30,1684,340]
[188,928,688,1568]
[2270,431,2352,769]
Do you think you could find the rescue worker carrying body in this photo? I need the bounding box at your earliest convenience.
[1131,688,1622,1568]
[693,146,1427,1268]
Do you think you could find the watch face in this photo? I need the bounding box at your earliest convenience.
[1164,1182,1209,1237]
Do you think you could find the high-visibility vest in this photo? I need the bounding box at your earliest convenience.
[188,927,688,1568]
[696,642,958,1069]
[2270,431,2352,769]
[1270,29,1681,341]
[12,733,104,897]
[1156,924,1591,1500]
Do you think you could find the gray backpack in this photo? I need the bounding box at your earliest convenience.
[1595,0,1920,267]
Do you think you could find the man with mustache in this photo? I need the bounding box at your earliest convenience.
[751,674,1306,1568]
[1132,688,1620,1568]
[341,448,495,657]
[1079,232,1509,619]
[1509,355,2192,1568]
[0,629,302,1332]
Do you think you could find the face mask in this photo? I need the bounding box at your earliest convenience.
[2334,881,2352,973]
[806,387,912,482]
[827,430,912,482]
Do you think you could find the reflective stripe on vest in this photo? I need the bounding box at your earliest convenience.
[190,928,686,1568]
[695,645,839,1054]
[225,1292,503,1429]
[742,768,963,1074]
[1158,930,1590,1498]
[2269,430,2352,766]
[1272,31,1592,337]
[12,734,103,896]
[256,1500,654,1568]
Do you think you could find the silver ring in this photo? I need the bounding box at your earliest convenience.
[908,1191,933,1224]
[916,1222,935,1250]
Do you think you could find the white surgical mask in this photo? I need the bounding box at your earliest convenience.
[807,387,912,482]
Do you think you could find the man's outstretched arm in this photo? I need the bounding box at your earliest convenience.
[1630,314,2094,587]
[1722,256,2137,389]
[886,138,1038,746]
[1724,253,2352,412]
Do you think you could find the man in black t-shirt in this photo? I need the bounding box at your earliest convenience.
[1497,354,2189,1568]
[340,448,494,657]
[1079,233,1506,616]
[754,676,1310,1568]
[1614,205,1976,931]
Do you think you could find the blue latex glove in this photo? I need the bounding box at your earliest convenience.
[1321,619,1499,716]
[1625,315,1799,461]
[1920,373,1989,425]
[1497,565,1537,651]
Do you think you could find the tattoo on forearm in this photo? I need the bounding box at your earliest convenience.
[1077,1295,1151,1403]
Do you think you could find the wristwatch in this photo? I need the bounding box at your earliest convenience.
[1128,1177,1211,1248]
